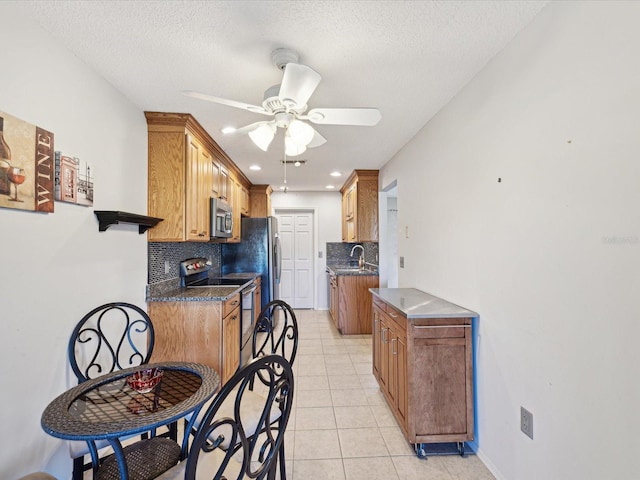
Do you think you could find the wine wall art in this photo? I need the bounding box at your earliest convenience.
[0,110,55,213]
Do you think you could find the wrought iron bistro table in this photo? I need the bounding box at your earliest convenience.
[41,362,220,480]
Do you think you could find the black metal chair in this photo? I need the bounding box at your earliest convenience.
[251,300,299,368]
[155,354,295,480]
[185,300,299,478]
[67,302,177,480]
[248,300,298,479]
[68,302,155,383]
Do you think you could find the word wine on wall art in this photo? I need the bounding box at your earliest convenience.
[0,110,55,213]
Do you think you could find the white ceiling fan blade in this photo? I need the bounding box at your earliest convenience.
[226,120,275,136]
[278,63,321,108]
[307,127,327,148]
[182,90,271,116]
[305,108,381,126]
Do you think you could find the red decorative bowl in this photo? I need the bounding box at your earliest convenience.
[126,368,163,394]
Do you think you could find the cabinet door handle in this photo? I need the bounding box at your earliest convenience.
[391,338,397,355]
[388,312,398,318]
[382,327,388,343]
[231,314,238,321]
[231,300,239,306]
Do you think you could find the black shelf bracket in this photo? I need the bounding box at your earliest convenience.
[94,211,163,234]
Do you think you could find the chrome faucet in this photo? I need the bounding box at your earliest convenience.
[350,244,365,269]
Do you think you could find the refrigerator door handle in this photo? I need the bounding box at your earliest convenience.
[274,234,282,283]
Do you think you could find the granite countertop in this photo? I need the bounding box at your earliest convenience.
[147,273,260,302]
[369,288,478,319]
[326,265,379,276]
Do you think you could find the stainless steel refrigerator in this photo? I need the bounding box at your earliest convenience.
[221,216,281,310]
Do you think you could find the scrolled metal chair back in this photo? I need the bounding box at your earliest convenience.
[252,300,298,385]
[185,354,294,480]
[68,302,155,383]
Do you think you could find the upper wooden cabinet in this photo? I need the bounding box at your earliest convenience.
[185,134,211,241]
[219,164,230,202]
[228,174,241,243]
[240,185,250,216]
[249,185,273,217]
[340,170,379,242]
[146,112,251,242]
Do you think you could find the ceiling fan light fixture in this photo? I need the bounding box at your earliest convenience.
[287,119,314,146]
[248,123,275,151]
[285,136,307,157]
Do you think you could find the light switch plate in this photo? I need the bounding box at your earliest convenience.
[400,256,405,268]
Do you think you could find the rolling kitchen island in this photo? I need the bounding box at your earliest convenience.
[369,288,478,457]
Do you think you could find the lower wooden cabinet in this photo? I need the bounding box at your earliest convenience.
[221,305,240,383]
[148,293,241,385]
[329,273,378,335]
[374,303,408,429]
[372,295,474,447]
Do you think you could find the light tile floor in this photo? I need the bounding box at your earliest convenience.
[285,309,496,480]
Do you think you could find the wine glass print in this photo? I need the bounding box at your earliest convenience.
[7,166,26,202]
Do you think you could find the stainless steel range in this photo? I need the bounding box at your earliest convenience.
[179,257,258,366]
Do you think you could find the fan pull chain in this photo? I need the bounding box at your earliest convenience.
[282,143,288,193]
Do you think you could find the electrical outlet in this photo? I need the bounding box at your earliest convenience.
[521,406,533,439]
[164,261,170,274]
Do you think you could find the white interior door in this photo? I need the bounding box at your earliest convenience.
[276,210,314,308]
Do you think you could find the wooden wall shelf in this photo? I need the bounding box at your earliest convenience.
[94,211,163,234]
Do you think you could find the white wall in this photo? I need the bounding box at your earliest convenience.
[272,191,342,309]
[0,5,148,479]
[380,2,639,479]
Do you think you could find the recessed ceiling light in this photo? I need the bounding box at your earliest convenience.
[279,186,286,190]
[249,165,261,171]
[221,126,236,134]
[325,185,335,189]
[330,171,342,177]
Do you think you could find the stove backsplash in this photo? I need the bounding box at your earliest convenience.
[149,241,377,284]
[148,242,221,284]
[326,242,378,268]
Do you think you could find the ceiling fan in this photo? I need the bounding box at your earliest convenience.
[183,48,382,157]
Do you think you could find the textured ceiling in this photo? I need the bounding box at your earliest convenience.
[12,0,548,191]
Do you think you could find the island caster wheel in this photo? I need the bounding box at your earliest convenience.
[415,443,427,459]
[457,442,465,457]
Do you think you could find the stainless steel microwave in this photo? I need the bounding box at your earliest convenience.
[211,197,233,238]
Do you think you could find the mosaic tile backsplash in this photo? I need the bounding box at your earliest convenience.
[326,242,378,268]
[148,242,221,284]
[149,241,376,284]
